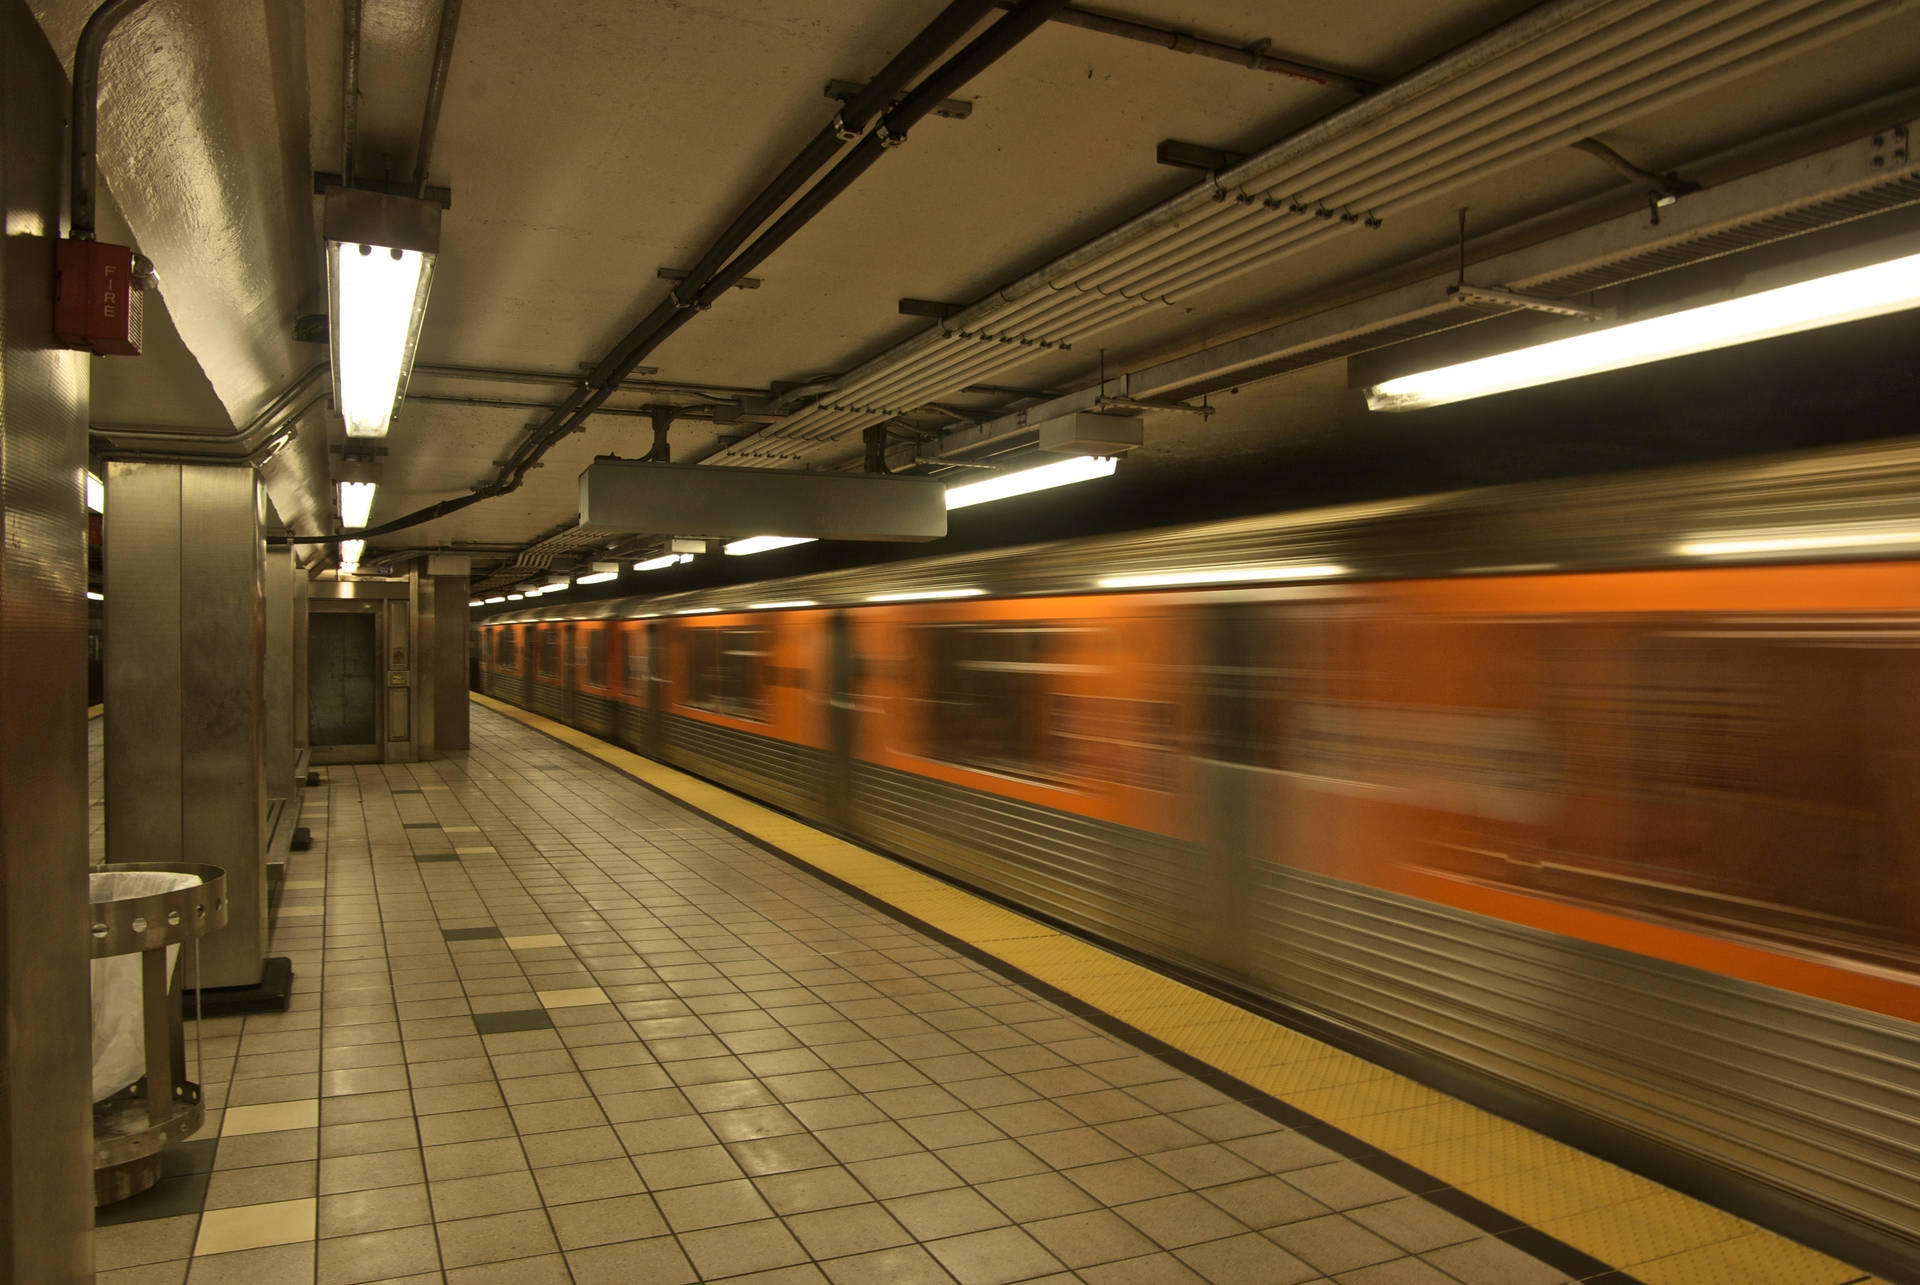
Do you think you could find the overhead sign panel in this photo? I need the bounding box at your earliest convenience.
[579,459,947,541]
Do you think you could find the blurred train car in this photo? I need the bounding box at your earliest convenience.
[475,438,1920,1267]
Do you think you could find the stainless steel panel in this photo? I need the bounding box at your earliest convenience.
[106,463,184,865]
[572,690,616,739]
[307,599,383,764]
[847,760,1216,970]
[0,5,100,1271]
[530,678,565,720]
[413,571,436,759]
[659,714,827,820]
[434,575,469,750]
[176,466,266,988]
[1242,867,1920,1241]
[263,548,294,800]
[291,569,308,749]
[579,458,946,541]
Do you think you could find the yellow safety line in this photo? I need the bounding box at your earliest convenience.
[471,693,1880,1285]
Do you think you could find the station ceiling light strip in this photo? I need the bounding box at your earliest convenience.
[338,480,377,529]
[1676,528,1920,557]
[1367,249,1920,411]
[945,455,1117,510]
[747,599,818,610]
[725,535,817,556]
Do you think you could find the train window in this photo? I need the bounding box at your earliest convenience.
[539,627,561,679]
[495,629,519,669]
[687,627,769,721]
[586,629,608,688]
[915,624,1093,781]
[625,632,650,693]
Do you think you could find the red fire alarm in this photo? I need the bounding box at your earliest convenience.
[54,239,144,356]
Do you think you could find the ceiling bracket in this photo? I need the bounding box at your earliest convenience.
[826,78,972,121]
[1092,394,1214,418]
[1445,283,1609,320]
[658,267,759,290]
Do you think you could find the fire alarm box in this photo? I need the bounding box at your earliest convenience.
[54,239,144,356]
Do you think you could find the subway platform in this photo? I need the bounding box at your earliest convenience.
[87,701,1883,1284]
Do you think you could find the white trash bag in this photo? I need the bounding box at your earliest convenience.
[89,869,202,1103]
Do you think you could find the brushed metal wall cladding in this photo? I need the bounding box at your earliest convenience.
[660,715,826,817]
[847,762,1217,969]
[615,702,650,755]
[571,691,616,739]
[1243,865,1920,1240]
[528,679,564,720]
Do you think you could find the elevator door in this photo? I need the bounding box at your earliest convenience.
[309,610,380,761]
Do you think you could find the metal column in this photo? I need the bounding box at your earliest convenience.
[105,462,269,991]
[0,2,99,1276]
[430,553,469,751]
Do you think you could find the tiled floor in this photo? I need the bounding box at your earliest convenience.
[87,706,1672,1282]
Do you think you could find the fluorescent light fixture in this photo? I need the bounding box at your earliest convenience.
[469,599,484,607]
[87,590,103,601]
[339,539,365,568]
[484,596,506,604]
[1097,563,1347,590]
[725,535,817,557]
[1368,249,1920,411]
[1676,529,1920,557]
[945,455,1117,510]
[633,552,695,571]
[574,573,617,585]
[748,600,817,610]
[338,480,377,529]
[867,587,986,603]
[85,472,104,513]
[506,593,524,601]
[323,187,440,439]
[676,606,721,615]
[546,575,570,589]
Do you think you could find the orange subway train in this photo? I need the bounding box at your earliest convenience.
[475,438,1920,1269]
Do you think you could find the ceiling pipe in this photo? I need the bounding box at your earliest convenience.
[69,0,154,238]
[89,362,330,450]
[719,0,1908,464]
[285,0,1031,545]
[1036,4,1377,93]
[411,0,463,197]
[495,0,1007,478]
[341,0,362,186]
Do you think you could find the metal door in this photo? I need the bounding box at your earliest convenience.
[308,603,382,764]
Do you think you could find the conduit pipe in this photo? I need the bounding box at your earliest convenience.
[726,0,1858,451]
[488,0,1009,485]
[412,0,462,197]
[722,0,1910,462]
[493,0,1069,484]
[1039,5,1377,93]
[289,0,1047,544]
[749,0,1824,438]
[88,363,330,451]
[69,0,154,238]
[780,0,1897,426]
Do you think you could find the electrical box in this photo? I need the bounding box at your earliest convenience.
[1036,410,1143,456]
[55,239,143,356]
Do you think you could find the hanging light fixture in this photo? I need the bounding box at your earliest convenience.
[944,455,1117,510]
[1366,248,1920,411]
[323,188,441,438]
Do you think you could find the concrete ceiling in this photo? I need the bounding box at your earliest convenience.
[41,0,1920,585]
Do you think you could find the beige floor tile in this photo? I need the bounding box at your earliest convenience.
[221,1099,319,1137]
[564,1235,696,1285]
[192,1196,319,1256]
[504,934,568,951]
[184,1240,314,1284]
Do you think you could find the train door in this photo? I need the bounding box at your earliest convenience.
[1192,600,1266,975]
[826,610,854,829]
[560,624,578,727]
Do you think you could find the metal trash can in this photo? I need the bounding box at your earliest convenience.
[88,862,227,1205]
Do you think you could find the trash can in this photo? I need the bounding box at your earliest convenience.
[89,862,227,1205]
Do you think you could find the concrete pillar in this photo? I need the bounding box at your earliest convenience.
[0,2,98,1277]
[105,462,268,990]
